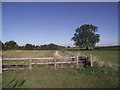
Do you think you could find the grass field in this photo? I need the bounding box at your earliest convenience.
[70,50,118,68]
[2,50,55,58]
[2,50,119,88]
[79,50,118,64]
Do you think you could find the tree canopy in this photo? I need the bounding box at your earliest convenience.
[72,24,100,49]
[1,41,66,50]
[4,40,18,50]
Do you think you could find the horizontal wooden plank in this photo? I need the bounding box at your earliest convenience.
[3,63,29,65]
[3,61,76,66]
[3,57,54,60]
[31,61,76,65]
[2,68,26,71]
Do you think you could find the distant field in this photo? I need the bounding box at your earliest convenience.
[2,50,55,58]
[2,50,55,65]
[81,50,118,64]
[70,50,118,67]
[67,46,120,51]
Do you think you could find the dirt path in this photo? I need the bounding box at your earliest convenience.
[54,51,61,57]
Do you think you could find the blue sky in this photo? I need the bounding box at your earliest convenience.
[0,2,2,40]
[2,2,118,46]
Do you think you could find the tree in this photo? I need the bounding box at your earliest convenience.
[5,40,18,50]
[0,40,2,50]
[0,41,5,50]
[71,24,100,49]
[25,43,34,50]
[40,43,59,50]
[35,45,41,50]
[67,46,71,48]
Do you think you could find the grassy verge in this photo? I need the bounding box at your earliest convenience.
[2,65,118,88]
[0,74,1,89]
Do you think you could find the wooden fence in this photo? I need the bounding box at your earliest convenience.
[2,55,93,71]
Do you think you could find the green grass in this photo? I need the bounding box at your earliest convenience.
[2,65,118,88]
[80,50,118,63]
[2,50,119,88]
[0,74,2,89]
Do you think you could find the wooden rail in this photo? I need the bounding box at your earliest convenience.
[2,61,76,71]
[3,57,54,60]
[3,61,76,66]
[2,54,93,71]
[3,68,26,71]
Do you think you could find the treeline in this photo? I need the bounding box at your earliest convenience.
[0,40,66,50]
[1,40,119,51]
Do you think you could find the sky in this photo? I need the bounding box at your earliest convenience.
[2,2,118,46]
[0,2,2,41]
[1,0,120,2]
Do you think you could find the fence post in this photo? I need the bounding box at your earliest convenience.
[0,57,2,73]
[85,56,87,66]
[29,57,32,70]
[76,56,79,69]
[54,57,57,70]
[89,54,93,67]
